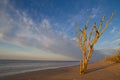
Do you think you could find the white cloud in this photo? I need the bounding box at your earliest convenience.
[111,27,116,33]
[67,7,102,29]
[98,38,120,49]
[40,19,51,28]
[0,33,3,39]
[113,39,120,43]
[0,1,116,61]
[110,27,120,38]
[112,38,120,49]
[91,7,100,18]
[0,0,82,60]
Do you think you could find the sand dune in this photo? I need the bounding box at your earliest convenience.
[0,60,120,80]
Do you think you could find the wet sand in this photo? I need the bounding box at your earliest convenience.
[1,60,120,80]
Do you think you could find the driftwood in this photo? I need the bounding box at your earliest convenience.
[72,12,114,75]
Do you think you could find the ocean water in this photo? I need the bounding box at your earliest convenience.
[0,60,79,77]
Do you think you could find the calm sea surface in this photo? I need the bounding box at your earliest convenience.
[0,60,79,77]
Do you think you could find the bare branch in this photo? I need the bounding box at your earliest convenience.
[87,25,94,48]
[98,14,106,30]
[87,45,93,60]
[75,23,82,35]
[91,23,100,45]
[93,23,100,34]
[84,17,90,30]
[73,12,114,75]
[77,36,83,48]
[100,12,115,36]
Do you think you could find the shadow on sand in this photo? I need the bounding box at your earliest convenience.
[86,63,116,74]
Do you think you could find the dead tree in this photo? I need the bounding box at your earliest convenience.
[72,12,114,75]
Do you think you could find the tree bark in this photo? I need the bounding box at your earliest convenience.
[80,58,88,75]
[75,12,114,75]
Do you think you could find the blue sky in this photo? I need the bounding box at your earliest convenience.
[0,0,120,60]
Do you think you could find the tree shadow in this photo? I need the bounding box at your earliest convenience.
[86,63,116,74]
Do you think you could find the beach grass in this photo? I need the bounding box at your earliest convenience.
[105,49,120,63]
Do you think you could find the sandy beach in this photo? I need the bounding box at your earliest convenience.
[0,60,120,80]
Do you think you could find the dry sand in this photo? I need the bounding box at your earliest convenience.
[0,60,120,80]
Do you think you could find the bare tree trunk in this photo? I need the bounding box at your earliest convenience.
[80,60,83,75]
[80,58,88,75]
[73,12,114,75]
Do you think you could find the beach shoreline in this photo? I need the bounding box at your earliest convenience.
[0,60,79,78]
[0,60,120,80]
[0,64,78,78]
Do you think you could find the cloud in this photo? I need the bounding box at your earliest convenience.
[0,1,117,61]
[112,38,120,49]
[113,39,120,44]
[109,26,120,40]
[67,7,102,29]
[110,27,120,38]
[0,0,82,60]
[110,27,116,33]
[98,38,120,49]
[91,7,101,18]
[40,19,51,28]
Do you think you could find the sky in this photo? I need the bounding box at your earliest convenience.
[0,0,120,61]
